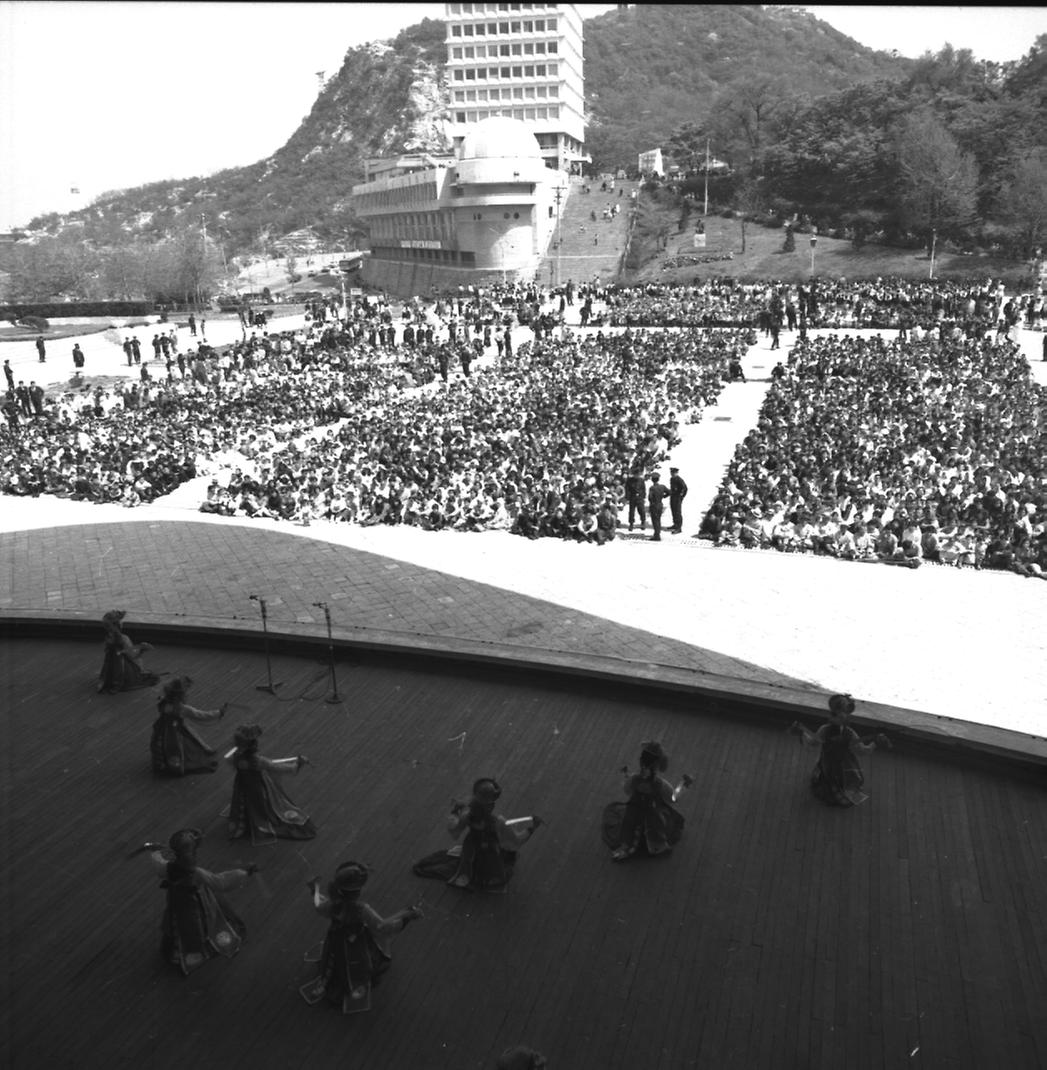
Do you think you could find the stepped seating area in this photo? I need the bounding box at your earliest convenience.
[540,175,636,285]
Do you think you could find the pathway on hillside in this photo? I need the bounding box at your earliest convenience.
[538,175,635,287]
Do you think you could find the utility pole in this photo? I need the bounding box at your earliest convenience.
[554,184,565,288]
[197,214,208,310]
[704,138,710,217]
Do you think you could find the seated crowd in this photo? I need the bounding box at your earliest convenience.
[701,332,1047,578]
[199,327,745,539]
[3,279,1045,579]
[601,276,1022,336]
[0,302,473,504]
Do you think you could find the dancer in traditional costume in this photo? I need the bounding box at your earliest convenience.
[603,741,691,862]
[140,828,257,975]
[98,609,159,693]
[413,777,542,893]
[150,676,225,777]
[226,723,317,844]
[790,693,891,807]
[299,861,423,1014]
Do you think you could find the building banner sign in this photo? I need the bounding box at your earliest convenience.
[400,239,443,250]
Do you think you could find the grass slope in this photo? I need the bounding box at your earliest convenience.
[626,199,1032,286]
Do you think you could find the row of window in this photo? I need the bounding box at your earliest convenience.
[452,62,558,81]
[372,246,478,266]
[454,106,560,123]
[451,40,559,59]
[369,212,453,243]
[454,84,558,103]
[356,185,442,210]
[449,17,558,37]
[450,3,558,14]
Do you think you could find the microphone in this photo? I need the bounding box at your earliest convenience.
[249,594,259,601]
[311,602,327,608]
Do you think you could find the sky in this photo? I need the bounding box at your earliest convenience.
[2,3,1046,229]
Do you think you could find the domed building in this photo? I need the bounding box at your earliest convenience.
[351,4,587,297]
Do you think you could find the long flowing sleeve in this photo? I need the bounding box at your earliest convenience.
[495,814,535,850]
[361,902,416,938]
[181,703,222,723]
[261,755,303,774]
[197,865,250,893]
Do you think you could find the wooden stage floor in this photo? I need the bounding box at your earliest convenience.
[1,638,1045,1069]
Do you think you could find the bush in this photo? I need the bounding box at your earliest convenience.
[15,314,49,331]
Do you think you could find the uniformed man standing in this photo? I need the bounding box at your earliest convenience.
[648,473,670,542]
[669,467,688,534]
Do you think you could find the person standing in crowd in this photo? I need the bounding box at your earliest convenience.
[123,337,134,366]
[668,466,688,534]
[3,358,14,390]
[71,343,85,372]
[604,741,690,862]
[624,467,647,532]
[226,723,316,844]
[131,336,142,365]
[300,861,423,1014]
[188,313,197,337]
[35,336,46,363]
[139,828,257,975]
[790,693,891,807]
[28,381,45,417]
[150,676,227,777]
[413,777,542,893]
[98,609,159,693]
[647,472,670,541]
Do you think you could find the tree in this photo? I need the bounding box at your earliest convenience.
[998,151,1047,258]
[286,253,301,290]
[708,75,789,170]
[735,179,766,255]
[895,108,979,241]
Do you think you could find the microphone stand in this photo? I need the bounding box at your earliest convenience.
[313,602,342,705]
[251,595,282,694]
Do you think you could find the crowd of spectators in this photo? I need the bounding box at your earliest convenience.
[3,277,1045,580]
[601,277,1026,335]
[702,332,1047,579]
[198,326,745,537]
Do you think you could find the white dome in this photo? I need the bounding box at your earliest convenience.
[459,117,541,162]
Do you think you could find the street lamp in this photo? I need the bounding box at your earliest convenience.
[809,232,818,276]
[928,228,937,280]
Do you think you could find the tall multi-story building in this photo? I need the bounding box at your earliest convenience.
[351,2,586,295]
[444,3,586,173]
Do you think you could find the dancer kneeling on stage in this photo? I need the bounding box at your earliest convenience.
[300,862,423,1014]
[604,741,692,862]
[413,778,542,893]
[151,676,226,776]
[226,723,317,844]
[139,828,257,975]
[98,609,159,693]
[790,692,891,807]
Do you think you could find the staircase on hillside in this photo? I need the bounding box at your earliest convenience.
[539,176,637,288]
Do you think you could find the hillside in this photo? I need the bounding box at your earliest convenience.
[21,6,908,257]
[584,4,906,168]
